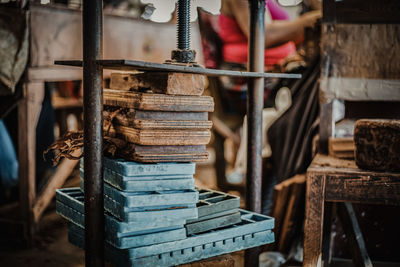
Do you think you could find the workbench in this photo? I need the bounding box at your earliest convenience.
[303,154,400,266]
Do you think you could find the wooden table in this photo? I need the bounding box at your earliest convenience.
[303,154,400,266]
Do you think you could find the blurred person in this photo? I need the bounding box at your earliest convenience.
[219,0,321,68]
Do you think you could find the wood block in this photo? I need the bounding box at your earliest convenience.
[110,72,206,96]
[354,119,400,171]
[329,137,355,160]
[108,125,211,146]
[104,89,214,112]
[104,108,209,121]
[278,175,305,253]
[179,254,235,267]
[269,174,305,251]
[104,110,212,130]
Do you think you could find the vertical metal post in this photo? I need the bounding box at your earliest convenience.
[83,0,104,266]
[245,0,265,266]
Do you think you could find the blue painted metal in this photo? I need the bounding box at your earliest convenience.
[80,168,195,192]
[195,188,240,218]
[67,209,274,266]
[103,194,198,222]
[56,188,186,231]
[103,183,198,208]
[69,224,273,267]
[185,212,242,235]
[102,158,196,177]
[57,201,186,249]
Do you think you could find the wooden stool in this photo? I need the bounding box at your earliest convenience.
[303,154,400,266]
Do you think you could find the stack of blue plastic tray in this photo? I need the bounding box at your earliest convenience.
[56,157,275,266]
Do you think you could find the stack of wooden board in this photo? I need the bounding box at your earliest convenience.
[185,189,241,235]
[104,72,214,163]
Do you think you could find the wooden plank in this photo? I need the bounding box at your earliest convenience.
[110,72,206,96]
[104,89,214,112]
[104,109,208,122]
[336,203,373,267]
[328,137,355,160]
[109,125,211,146]
[303,171,326,267]
[18,82,44,243]
[321,24,400,80]
[354,119,400,171]
[32,156,79,223]
[105,110,212,129]
[179,254,235,267]
[323,169,400,205]
[323,0,400,24]
[278,175,305,253]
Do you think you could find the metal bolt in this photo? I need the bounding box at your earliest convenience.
[177,0,191,50]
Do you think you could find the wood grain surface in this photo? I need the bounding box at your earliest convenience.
[109,125,211,146]
[110,72,206,96]
[104,89,214,112]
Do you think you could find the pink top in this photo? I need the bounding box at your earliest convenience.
[219,0,296,67]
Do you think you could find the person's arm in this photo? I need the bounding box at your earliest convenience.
[229,0,321,48]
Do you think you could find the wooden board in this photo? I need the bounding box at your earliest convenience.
[104,111,212,130]
[103,138,209,163]
[278,175,305,253]
[328,137,355,160]
[320,24,400,102]
[110,72,206,96]
[104,108,209,121]
[108,125,211,146]
[104,89,214,112]
[354,119,400,171]
[268,174,305,252]
[323,0,400,24]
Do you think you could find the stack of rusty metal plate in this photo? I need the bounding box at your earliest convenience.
[104,72,214,163]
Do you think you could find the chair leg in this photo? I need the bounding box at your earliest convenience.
[336,203,373,267]
[304,172,325,267]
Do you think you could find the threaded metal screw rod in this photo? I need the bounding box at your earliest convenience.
[171,0,195,63]
[177,0,190,50]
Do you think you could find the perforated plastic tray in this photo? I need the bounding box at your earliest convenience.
[67,210,274,266]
